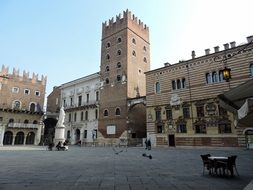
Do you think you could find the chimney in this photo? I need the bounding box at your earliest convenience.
[214,46,220,53]
[164,62,171,67]
[247,35,253,43]
[191,50,196,59]
[205,49,210,55]
[223,43,229,50]
[230,41,236,48]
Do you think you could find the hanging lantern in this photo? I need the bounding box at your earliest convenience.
[222,67,231,82]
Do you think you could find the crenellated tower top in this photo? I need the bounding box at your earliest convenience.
[0,65,47,85]
[102,9,149,41]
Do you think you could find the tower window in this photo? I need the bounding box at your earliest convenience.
[132,38,136,44]
[13,100,21,109]
[117,75,121,82]
[106,42,111,48]
[24,89,30,95]
[143,57,147,63]
[106,54,110,60]
[117,62,121,68]
[117,50,121,56]
[35,91,40,96]
[132,50,136,56]
[143,46,146,51]
[117,37,122,43]
[105,78,109,84]
[106,66,110,72]
[12,87,19,93]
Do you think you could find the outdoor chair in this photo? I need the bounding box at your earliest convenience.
[200,154,211,175]
[217,155,239,177]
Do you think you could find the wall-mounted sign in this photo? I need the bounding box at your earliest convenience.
[107,125,116,135]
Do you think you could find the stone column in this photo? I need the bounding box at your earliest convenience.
[12,135,16,145]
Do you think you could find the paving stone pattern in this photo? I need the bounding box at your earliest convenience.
[0,146,253,190]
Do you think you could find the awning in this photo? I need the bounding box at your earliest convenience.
[218,79,253,127]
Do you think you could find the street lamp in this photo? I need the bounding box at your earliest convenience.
[222,67,231,82]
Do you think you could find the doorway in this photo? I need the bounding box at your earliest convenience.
[168,134,175,147]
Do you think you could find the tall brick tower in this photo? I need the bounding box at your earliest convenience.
[98,10,150,142]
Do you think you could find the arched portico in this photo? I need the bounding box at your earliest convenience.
[243,128,253,149]
[3,131,13,145]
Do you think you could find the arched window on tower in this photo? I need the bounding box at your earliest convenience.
[182,78,186,88]
[117,37,122,43]
[132,38,136,44]
[143,57,147,63]
[106,54,110,60]
[117,62,121,68]
[106,66,110,72]
[117,50,121,56]
[132,50,136,56]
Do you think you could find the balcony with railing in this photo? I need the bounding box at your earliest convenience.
[7,122,41,129]
[64,100,98,111]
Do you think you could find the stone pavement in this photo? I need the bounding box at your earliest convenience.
[0,146,252,190]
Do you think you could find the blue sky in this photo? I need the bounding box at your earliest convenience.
[1,0,253,99]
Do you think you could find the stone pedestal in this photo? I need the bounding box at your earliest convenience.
[54,125,65,145]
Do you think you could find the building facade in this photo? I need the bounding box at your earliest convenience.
[60,73,100,145]
[146,36,253,147]
[0,65,46,146]
[43,86,61,145]
[98,10,150,144]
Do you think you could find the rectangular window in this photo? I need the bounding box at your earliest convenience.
[70,97,73,106]
[78,95,82,106]
[56,98,58,105]
[195,125,206,134]
[218,124,232,133]
[218,105,227,116]
[24,89,30,95]
[81,112,84,121]
[12,87,19,93]
[0,117,3,122]
[183,107,190,118]
[177,124,187,133]
[96,91,99,101]
[84,130,87,138]
[166,109,172,120]
[155,110,161,121]
[74,112,77,122]
[63,99,66,107]
[157,125,163,133]
[68,113,71,122]
[196,106,205,117]
[86,94,89,103]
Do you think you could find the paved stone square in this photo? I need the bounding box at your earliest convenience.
[0,146,253,190]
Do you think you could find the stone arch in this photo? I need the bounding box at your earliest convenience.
[15,131,25,145]
[75,129,81,142]
[26,132,35,145]
[30,102,36,112]
[3,131,13,145]
[43,118,57,145]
